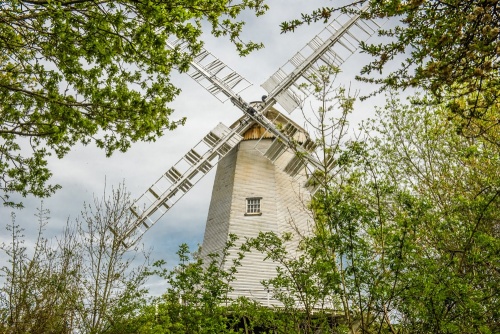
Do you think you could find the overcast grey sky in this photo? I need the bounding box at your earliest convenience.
[1,1,388,286]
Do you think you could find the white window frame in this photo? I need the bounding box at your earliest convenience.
[245,197,262,216]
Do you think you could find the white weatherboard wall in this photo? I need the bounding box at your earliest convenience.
[201,134,312,305]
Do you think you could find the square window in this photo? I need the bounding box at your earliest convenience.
[246,197,261,215]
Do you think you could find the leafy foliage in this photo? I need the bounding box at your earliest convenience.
[305,93,499,332]
[245,61,499,332]
[148,235,243,333]
[0,0,268,206]
[132,236,278,334]
[246,232,343,334]
[362,96,500,332]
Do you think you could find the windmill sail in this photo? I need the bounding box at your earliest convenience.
[114,123,243,247]
[261,4,384,114]
[168,38,252,102]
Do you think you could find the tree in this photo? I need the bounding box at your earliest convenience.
[245,60,499,332]
[364,95,499,332]
[0,206,81,333]
[0,0,268,207]
[246,231,343,334]
[0,183,152,333]
[282,0,500,137]
[137,235,248,333]
[133,238,328,334]
[306,92,500,332]
[74,183,150,334]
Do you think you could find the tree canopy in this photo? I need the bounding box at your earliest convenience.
[0,0,268,207]
[246,70,500,332]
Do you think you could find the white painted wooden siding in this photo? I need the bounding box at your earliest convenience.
[201,138,312,306]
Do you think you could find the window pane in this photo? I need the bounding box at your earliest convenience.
[246,198,261,213]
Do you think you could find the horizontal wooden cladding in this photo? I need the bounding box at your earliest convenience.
[242,123,309,144]
[242,124,276,140]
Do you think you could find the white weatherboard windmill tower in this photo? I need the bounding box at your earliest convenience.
[112,5,383,304]
[201,109,314,303]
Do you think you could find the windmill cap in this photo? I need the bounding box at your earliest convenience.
[230,102,310,143]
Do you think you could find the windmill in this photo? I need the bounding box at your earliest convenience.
[111,4,383,304]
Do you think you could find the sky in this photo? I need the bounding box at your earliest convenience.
[1,0,390,292]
